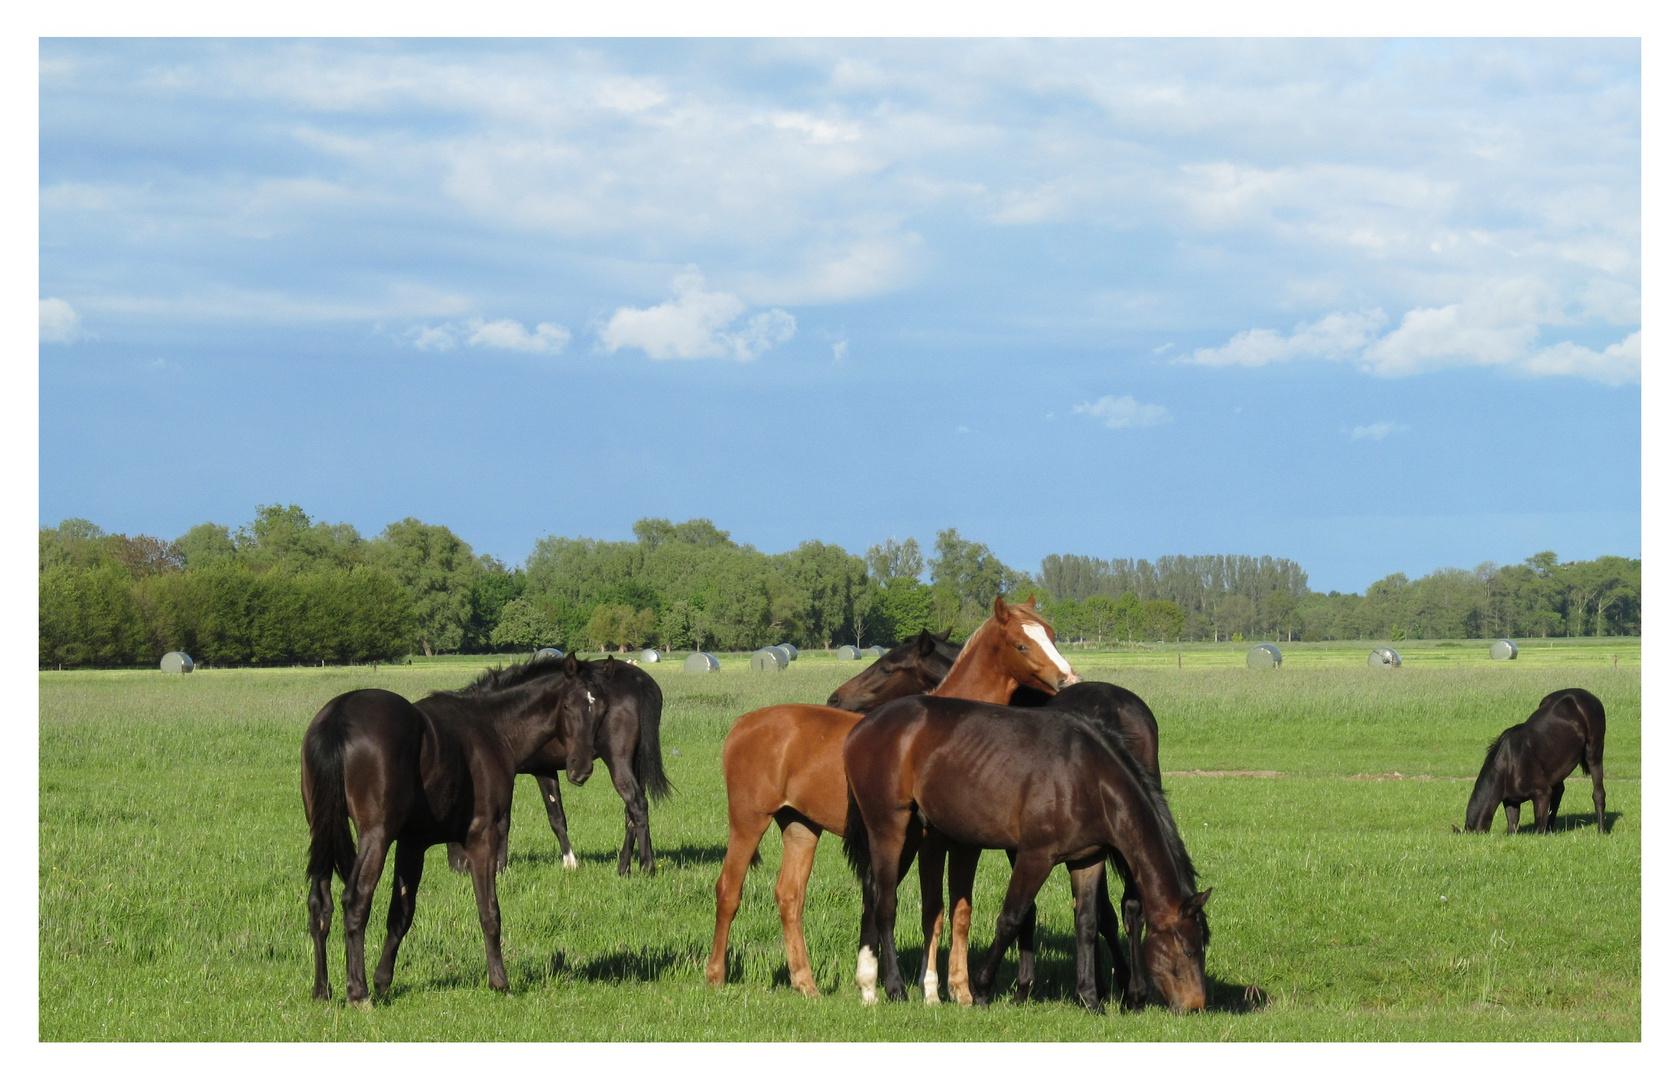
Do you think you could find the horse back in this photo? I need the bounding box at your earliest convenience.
[1536,688,1606,766]
[724,703,863,831]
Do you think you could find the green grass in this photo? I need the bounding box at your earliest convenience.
[39,639,1640,1040]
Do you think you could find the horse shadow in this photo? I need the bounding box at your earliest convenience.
[1515,810,1622,835]
[537,944,702,984]
[506,842,730,871]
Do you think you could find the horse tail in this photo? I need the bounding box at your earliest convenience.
[302,704,356,883]
[634,677,672,802]
[842,787,871,883]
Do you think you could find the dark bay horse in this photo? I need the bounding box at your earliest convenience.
[831,628,1162,1007]
[843,699,1209,1013]
[706,596,1079,997]
[1464,687,1608,834]
[446,654,670,875]
[301,652,606,1004]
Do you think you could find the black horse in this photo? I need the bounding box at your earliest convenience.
[844,698,1208,1013]
[1464,687,1608,834]
[301,652,606,1004]
[448,654,670,875]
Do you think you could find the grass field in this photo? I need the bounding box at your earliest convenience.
[39,638,1640,1041]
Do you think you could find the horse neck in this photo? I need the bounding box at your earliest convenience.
[1102,773,1195,931]
[482,682,565,762]
[929,622,1018,704]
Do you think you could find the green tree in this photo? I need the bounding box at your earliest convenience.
[367,518,482,655]
[234,504,365,574]
[39,562,149,667]
[1140,599,1186,641]
[174,523,238,570]
[491,599,562,652]
[865,536,925,582]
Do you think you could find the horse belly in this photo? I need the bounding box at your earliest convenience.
[914,765,1027,850]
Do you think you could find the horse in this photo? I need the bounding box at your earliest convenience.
[827,629,960,711]
[842,698,1210,1014]
[705,596,1079,997]
[446,654,670,875]
[831,627,1162,1008]
[1464,687,1608,835]
[301,651,606,1004]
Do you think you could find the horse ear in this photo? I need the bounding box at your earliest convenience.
[1183,888,1212,914]
[601,655,618,674]
[563,651,579,675]
[935,628,952,641]
[1026,593,1038,609]
[993,594,1010,623]
[914,630,936,657]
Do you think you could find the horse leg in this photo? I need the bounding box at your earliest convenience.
[532,772,578,868]
[466,827,509,991]
[916,830,948,1005]
[859,815,911,1004]
[372,839,424,995]
[945,845,980,1006]
[706,806,772,989]
[1117,868,1148,1010]
[1549,781,1566,832]
[308,871,334,1000]
[969,852,1054,1008]
[775,819,823,998]
[1589,756,1607,833]
[1004,849,1037,1005]
[605,754,651,876]
[1532,787,1553,836]
[341,826,392,1006]
[1504,802,1521,835]
[1069,861,1106,1014]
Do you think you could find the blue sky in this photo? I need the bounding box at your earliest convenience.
[38,38,1641,593]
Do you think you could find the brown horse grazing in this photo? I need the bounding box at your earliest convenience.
[827,629,960,711]
[705,596,1079,997]
[301,652,605,1004]
[1464,687,1608,835]
[446,654,670,875]
[843,700,1209,1014]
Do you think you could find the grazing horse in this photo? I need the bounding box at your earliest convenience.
[705,596,1079,997]
[301,652,605,1004]
[447,654,670,875]
[1464,687,1608,835]
[844,699,1209,1013]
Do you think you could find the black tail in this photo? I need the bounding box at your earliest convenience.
[303,708,357,883]
[634,680,672,802]
[842,788,871,882]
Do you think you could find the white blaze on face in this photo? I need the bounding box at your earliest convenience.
[1020,621,1075,681]
[857,946,879,1004]
[585,691,596,705]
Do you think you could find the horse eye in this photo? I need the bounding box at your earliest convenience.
[1016,644,1028,652]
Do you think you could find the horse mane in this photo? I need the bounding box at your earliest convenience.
[457,653,572,696]
[1078,714,1200,903]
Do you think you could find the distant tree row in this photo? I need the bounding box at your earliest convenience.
[38,507,1640,668]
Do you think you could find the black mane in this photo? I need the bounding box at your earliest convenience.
[1074,712,1202,905]
[459,654,572,696]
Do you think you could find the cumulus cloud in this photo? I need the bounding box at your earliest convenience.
[1350,422,1407,440]
[1184,310,1387,367]
[40,297,84,343]
[408,317,571,355]
[598,273,796,362]
[1073,395,1170,430]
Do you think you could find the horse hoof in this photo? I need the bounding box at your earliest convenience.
[348,996,372,1011]
[792,978,821,999]
[312,987,331,1002]
[562,852,579,870]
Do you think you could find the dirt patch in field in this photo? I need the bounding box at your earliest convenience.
[1166,769,1287,779]
[1348,772,1475,781]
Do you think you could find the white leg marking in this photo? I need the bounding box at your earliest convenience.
[1021,622,1075,680]
[923,963,940,1005]
[562,852,579,870]
[856,946,879,1005]
[547,793,557,803]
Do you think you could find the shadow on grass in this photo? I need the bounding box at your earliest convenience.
[1515,810,1621,835]
[504,842,730,871]
[540,944,706,984]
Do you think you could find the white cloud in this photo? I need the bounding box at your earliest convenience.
[408,317,571,355]
[1073,395,1170,430]
[40,298,84,344]
[1522,331,1640,386]
[832,339,849,362]
[1184,310,1386,367]
[598,272,796,362]
[465,318,571,354]
[1350,422,1407,440]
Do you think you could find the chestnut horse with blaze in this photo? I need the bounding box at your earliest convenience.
[706,596,1079,996]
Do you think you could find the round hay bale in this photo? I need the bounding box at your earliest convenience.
[861,645,888,658]
[1246,643,1282,669]
[160,651,194,674]
[1367,647,1402,669]
[683,652,720,673]
[639,648,662,664]
[534,647,565,662]
[777,642,800,661]
[835,645,863,660]
[750,647,789,673]
[1489,638,1518,660]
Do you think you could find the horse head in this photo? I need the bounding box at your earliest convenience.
[826,629,955,711]
[557,651,610,785]
[986,594,1080,695]
[1144,887,1211,1013]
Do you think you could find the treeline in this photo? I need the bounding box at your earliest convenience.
[38,506,1640,668]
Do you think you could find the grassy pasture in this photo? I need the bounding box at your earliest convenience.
[39,639,1639,1041]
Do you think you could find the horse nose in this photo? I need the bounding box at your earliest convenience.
[1059,670,1083,688]
[825,692,843,708]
